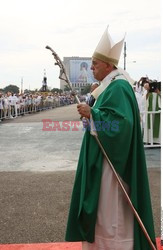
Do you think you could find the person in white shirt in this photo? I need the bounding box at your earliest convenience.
[143,82,161,144]
[0,93,4,121]
[3,94,9,119]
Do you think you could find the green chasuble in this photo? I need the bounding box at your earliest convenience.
[65,79,156,249]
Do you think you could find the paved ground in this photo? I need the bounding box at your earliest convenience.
[0,104,161,244]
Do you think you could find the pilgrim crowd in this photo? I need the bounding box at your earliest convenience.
[0,92,76,121]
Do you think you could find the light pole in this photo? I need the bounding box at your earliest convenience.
[21,77,23,94]
[124,42,136,69]
[124,41,127,70]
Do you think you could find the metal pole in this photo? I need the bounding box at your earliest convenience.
[124,41,127,70]
[21,77,23,94]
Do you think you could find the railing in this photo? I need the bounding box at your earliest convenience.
[0,98,72,121]
[141,110,161,148]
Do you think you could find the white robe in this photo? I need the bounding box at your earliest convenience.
[82,157,134,250]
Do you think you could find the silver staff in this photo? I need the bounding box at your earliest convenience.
[45,45,80,104]
[45,45,156,250]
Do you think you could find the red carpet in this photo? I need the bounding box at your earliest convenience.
[0,242,82,250]
[0,239,161,250]
[156,238,163,250]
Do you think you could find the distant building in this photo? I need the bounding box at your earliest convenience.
[60,57,95,92]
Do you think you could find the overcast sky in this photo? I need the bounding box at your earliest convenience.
[0,0,161,91]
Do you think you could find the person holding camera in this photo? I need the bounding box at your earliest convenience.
[143,80,161,144]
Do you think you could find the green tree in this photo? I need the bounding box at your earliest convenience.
[51,88,63,94]
[3,84,19,93]
[24,89,30,94]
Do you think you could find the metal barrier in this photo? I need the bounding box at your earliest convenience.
[0,97,71,121]
[141,110,161,148]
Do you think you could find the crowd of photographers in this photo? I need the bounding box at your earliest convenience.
[133,77,161,145]
[0,92,77,121]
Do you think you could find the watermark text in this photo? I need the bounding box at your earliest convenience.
[42,119,80,131]
[42,119,119,132]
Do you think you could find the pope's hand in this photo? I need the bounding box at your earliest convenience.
[77,104,91,119]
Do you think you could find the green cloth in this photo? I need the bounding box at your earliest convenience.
[147,93,153,129]
[153,94,161,138]
[148,93,160,138]
[65,79,156,249]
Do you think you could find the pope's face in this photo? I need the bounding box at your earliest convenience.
[91,58,112,81]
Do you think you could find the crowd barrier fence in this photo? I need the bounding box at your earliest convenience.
[0,98,62,121]
[140,110,161,148]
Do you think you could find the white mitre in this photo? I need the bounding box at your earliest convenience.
[92,26,125,67]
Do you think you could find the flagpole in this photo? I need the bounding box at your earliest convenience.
[45,45,156,250]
